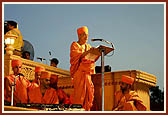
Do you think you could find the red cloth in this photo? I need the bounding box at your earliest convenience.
[11,59,22,68]
[77,26,88,37]
[70,41,95,111]
[57,88,71,104]
[4,74,31,105]
[27,81,39,92]
[50,74,71,104]
[113,90,147,111]
[40,71,50,79]
[121,75,134,85]
[35,66,45,72]
[28,87,59,104]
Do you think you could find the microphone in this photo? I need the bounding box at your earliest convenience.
[15,74,20,78]
[17,73,24,77]
[49,51,52,61]
[91,38,114,47]
[49,51,51,56]
[91,38,103,41]
[37,57,46,61]
[14,73,24,91]
[37,57,42,61]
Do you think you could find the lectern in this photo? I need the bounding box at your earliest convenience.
[84,45,114,111]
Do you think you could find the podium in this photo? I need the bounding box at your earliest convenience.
[84,45,114,59]
[84,45,114,111]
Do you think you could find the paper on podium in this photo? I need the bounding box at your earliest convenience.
[84,45,114,61]
[85,53,98,61]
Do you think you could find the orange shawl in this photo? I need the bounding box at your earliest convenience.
[4,74,31,105]
[28,87,59,104]
[70,41,95,111]
[113,90,147,111]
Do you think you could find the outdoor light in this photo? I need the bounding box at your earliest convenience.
[4,34,17,55]
[5,37,15,45]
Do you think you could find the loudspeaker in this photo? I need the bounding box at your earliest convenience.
[95,65,111,73]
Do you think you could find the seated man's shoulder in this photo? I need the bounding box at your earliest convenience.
[129,90,138,95]
[29,86,40,93]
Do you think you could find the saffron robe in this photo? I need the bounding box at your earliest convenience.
[70,41,95,111]
[28,87,59,104]
[113,90,147,111]
[27,80,39,93]
[4,74,31,105]
[29,79,39,88]
[57,88,71,104]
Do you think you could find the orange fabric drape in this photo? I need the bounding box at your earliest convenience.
[4,74,31,105]
[113,90,147,111]
[70,41,95,111]
[28,87,59,104]
[57,88,71,104]
[27,81,39,92]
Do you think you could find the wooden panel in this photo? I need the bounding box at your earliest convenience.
[4,106,39,111]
